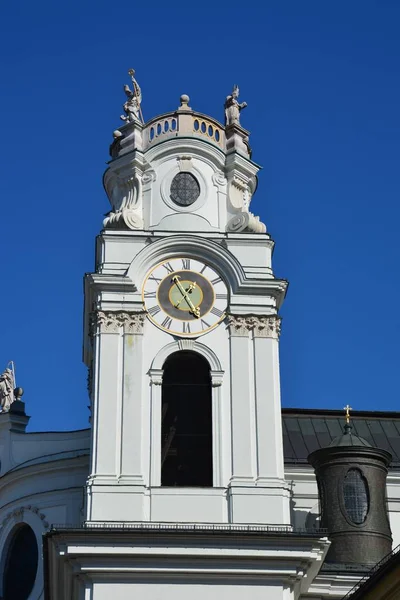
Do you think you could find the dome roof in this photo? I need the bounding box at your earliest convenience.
[328,423,372,448]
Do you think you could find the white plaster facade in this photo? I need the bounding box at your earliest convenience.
[0,92,397,600]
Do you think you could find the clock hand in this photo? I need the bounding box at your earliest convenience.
[175,282,196,308]
[171,275,186,296]
[171,276,200,318]
[176,284,200,318]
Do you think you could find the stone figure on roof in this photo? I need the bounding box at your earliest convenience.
[224,85,247,126]
[0,367,14,412]
[120,69,143,124]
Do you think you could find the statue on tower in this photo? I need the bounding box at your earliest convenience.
[0,365,15,412]
[224,85,247,126]
[120,69,144,124]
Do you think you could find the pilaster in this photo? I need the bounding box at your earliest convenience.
[227,315,291,525]
[87,311,147,523]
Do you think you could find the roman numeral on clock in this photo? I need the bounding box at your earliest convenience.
[182,322,191,334]
[211,306,224,318]
[211,276,222,285]
[163,262,174,273]
[216,293,227,300]
[161,316,173,329]
[148,275,162,284]
[148,305,161,317]
[201,318,211,330]
[181,258,190,270]
[144,291,157,298]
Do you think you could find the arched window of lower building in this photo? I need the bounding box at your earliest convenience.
[3,523,38,600]
[161,351,212,487]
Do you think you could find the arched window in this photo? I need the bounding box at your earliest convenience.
[343,468,369,525]
[3,524,38,599]
[161,351,212,486]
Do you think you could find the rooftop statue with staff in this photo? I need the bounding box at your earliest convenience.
[120,69,144,124]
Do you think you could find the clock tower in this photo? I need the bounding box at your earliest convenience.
[83,81,291,526]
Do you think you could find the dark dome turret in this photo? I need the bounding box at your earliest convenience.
[308,416,392,566]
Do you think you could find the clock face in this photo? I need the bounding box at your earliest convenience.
[142,258,229,336]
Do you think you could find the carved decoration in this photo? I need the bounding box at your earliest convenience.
[226,212,266,234]
[149,369,163,386]
[211,371,224,387]
[212,171,227,188]
[1,505,49,530]
[103,169,144,230]
[251,316,281,339]
[177,339,195,351]
[227,315,281,339]
[92,312,146,334]
[228,175,248,210]
[142,170,156,185]
[177,156,193,172]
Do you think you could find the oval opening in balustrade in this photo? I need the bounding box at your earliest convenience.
[208,125,213,137]
[201,122,207,133]
[157,123,162,135]
[215,130,220,142]
[171,119,177,130]
[150,127,155,141]
[164,121,169,132]
[194,120,199,131]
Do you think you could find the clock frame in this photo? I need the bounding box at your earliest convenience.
[142,257,229,336]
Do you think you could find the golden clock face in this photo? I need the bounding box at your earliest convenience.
[142,258,229,336]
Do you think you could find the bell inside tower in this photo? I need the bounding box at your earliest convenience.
[161,351,212,487]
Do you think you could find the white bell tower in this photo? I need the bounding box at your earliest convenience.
[45,75,330,600]
[83,83,291,526]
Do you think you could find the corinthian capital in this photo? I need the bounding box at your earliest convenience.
[227,315,281,339]
[91,311,146,334]
[251,316,281,339]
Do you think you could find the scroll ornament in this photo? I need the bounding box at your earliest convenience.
[103,171,144,231]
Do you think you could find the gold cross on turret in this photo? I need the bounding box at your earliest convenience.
[343,404,352,424]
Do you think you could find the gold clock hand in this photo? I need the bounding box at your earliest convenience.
[176,285,201,318]
[171,277,200,318]
[175,282,196,308]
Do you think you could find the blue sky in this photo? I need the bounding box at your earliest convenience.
[1,1,399,431]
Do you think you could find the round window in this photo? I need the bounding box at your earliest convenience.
[170,172,200,206]
[3,524,38,599]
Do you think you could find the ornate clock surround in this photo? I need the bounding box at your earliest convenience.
[142,257,229,336]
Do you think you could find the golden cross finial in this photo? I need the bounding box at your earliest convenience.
[344,404,352,424]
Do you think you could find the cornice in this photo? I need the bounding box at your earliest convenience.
[126,234,287,305]
[0,454,89,496]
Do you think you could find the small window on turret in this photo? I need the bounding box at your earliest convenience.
[343,468,369,525]
[170,172,200,207]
